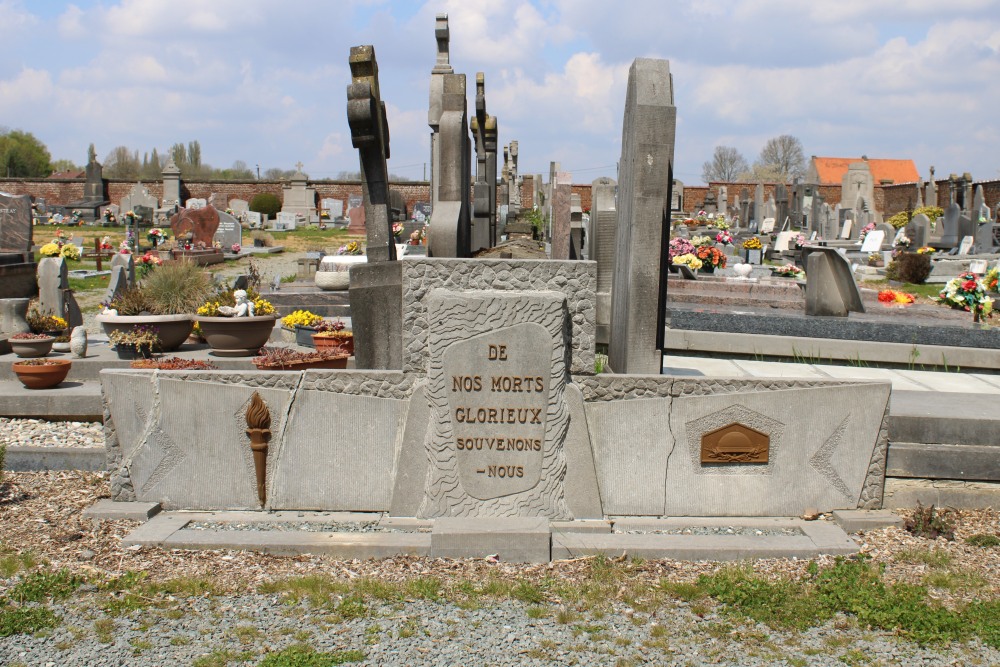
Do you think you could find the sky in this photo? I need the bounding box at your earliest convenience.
[1,0,999,186]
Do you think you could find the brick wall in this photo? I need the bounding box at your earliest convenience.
[882,179,1000,217]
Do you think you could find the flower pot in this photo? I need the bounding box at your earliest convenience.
[10,336,55,358]
[313,332,354,356]
[315,255,366,291]
[52,341,72,353]
[294,325,318,347]
[699,265,715,274]
[115,344,154,360]
[195,315,277,357]
[12,359,72,389]
[96,314,194,352]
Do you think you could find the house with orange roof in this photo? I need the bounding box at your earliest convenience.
[807,156,919,186]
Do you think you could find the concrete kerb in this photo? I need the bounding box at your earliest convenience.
[117,511,860,563]
[831,509,904,533]
[5,446,105,471]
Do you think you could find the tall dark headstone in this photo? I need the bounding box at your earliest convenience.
[608,59,676,374]
[0,192,37,299]
[774,184,789,230]
[346,44,402,370]
[427,14,452,219]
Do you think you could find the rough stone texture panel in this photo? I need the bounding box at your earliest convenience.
[164,371,303,390]
[402,258,595,375]
[418,289,571,519]
[302,371,418,399]
[102,372,156,501]
[859,399,891,509]
[576,375,674,401]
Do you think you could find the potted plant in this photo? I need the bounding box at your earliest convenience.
[694,245,726,274]
[195,288,277,356]
[108,325,161,359]
[312,319,353,356]
[11,358,72,389]
[667,238,695,274]
[9,333,55,358]
[742,237,763,264]
[26,305,67,337]
[280,310,325,347]
[252,346,349,370]
[97,260,213,351]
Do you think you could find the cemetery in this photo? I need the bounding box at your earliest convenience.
[1,10,999,666]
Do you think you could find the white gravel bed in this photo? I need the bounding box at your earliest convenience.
[616,526,805,537]
[184,520,427,533]
[0,418,104,448]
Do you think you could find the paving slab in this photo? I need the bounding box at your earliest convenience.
[831,509,903,533]
[82,499,161,522]
[162,530,432,558]
[890,369,998,393]
[812,365,930,391]
[661,356,743,377]
[0,380,102,420]
[729,360,830,379]
[550,520,612,534]
[431,517,551,563]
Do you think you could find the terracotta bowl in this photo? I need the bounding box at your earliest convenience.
[12,359,72,389]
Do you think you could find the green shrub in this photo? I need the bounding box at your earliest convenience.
[250,193,282,219]
[886,206,944,229]
[886,252,932,285]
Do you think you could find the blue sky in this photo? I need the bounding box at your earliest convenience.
[2,0,998,185]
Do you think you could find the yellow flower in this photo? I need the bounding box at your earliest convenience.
[281,310,322,328]
[60,244,80,260]
[39,242,61,257]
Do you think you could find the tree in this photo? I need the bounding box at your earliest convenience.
[0,129,52,177]
[103,146,141,179]
[754,134,805,181]
[50,158,82,174]
[701,146,749,183]
[263,167,303,180]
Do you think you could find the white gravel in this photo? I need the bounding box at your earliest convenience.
[0,418,104,448]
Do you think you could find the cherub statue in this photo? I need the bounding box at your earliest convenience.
[218,289,256,317]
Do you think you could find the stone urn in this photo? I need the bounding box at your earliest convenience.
[12,359,72,389]
[315,255,366,291]
[194,315,277,357]
[96,313,194,352]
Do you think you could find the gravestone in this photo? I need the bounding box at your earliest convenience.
[841,161,874,211]
[347,44,402,371]
[739,188,750,225]
[209,192,229,211]
[874,223,895,243]
[276,212,297,230]
[934,203,960,249]
[119,182,158,218]
[245,211,262,228]
[718,185,728,217]
[321,198,343,219]
[470,72,497,250]
[186,198,207,210]
[839,220,853,239]
[753,183,764,228]
[671,180,683,213]
[906,214,929,248]
[281,165,317,219]
[36,257,81,327]
[110,252,136,290]
[161,158,182,207]
[569,193,585,260]
[0,191,33,252]
[550,173,572,260]
[229,199,250,216]
[170,206,220,246]
[803,247,865,317]
[975,221,996,253]
[860,229,885,253]
[608,58,675,374]
[773,231,796,252]
[589,177,617,346]
[958,236,974,255]
[412,202,431,223]
[702,189,718,214]
[759,218,775,234]
[428,71,472,257]
[774,184,789,230]
[213,210,243,250]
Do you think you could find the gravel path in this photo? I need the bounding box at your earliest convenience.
[2,594,994,666]
[0,418,104,448]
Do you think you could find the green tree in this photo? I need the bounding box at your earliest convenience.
[0,129,52,177]
[50,158,82,174]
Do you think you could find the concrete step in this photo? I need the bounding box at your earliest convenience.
[116,510,859,563]
[887,442,1000,481]
[0,380,103,421]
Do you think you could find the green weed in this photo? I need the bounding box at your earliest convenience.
[8,569,83,604]
[258,643,364,666]
[967,534,1000,548]
[191,648,254,666]
[0,606,60,637]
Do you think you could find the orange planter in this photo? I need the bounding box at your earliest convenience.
[312,333,354,356]
[12,359,72,389]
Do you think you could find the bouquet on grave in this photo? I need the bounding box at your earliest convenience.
[916,246,936,254]
[336,241,364,256]
[858,222,876,242]
[392,222,404,239]
[985,268,999,293]
[741,237,763,251]
[695,245,726,269]
[715,230,733,245]
[690,234,714,248]
[671,253,703,270]
[794,234,807,249]
[878,289,915,306]
[771,263,805,279]
[936,271,993,319]
[136,252,162,279]
[668,237,695,261]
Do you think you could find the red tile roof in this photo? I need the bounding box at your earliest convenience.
[48,170,86,179]
[811,157,919,186]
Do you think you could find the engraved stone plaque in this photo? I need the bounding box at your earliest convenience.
[420,288,571,519]
[700,423,769,464]
[444,324,550,499]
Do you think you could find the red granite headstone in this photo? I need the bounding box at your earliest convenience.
[347,206,366,233]
[170,206,220,246]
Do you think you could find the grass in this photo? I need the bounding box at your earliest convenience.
[0,606,60,637]
[967,534,1000,548]
[191,648,255,667]
[258,644,364,666]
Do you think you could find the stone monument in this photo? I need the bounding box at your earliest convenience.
[427,71,472,257]
[427,13,452,220]
[589,177,617,346]
[608,58,675,374]
[281,164,317,220]
[470,72,498,249]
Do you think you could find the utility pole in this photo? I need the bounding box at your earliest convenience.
[256,164,260,179]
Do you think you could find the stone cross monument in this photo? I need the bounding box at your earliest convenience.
[428,14,453,219]
[471,72,499,248]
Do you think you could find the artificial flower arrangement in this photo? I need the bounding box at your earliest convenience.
[38,242,61,258]
[103,209,117,224]
[695,245,727,269]
[123,210,137,224]
[690,234,714,248]
[392,222,404,239]
[793,233,807,249]
[136,252,162,279]
[320,210,331,220]
[409,226,428,245]
[281,310,324,329]
[916,247,936,254]
[336,241,364,256]
[118,239,132,255]
[936,271,993,320]
[59,243,80,261]
[147,228,165,245]
[985,268,999,293]
[671,253,703,270]
[714,220,731,231]
[867,252,883,266]
[741,237,763,251]
[231,243,241,254]
[100,236,114,250]
[668,237,695,261]
[877,289,915,305]
[894,233,911,249]
[715,230,733,245]
[857,222,876,242]
[771,263,805,279]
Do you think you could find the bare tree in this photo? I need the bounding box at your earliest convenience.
[755,135,805,181]
[103,146,141,179]
[701,146,750,183]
